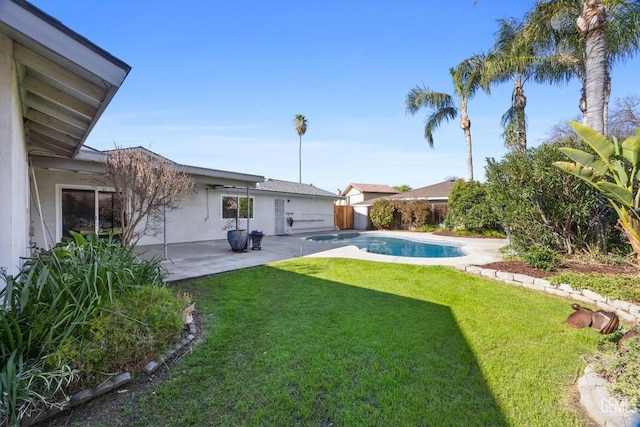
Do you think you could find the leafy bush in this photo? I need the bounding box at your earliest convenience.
[416,224,442,232]
[589,330,640,411]
[445,180,500,231]
[485,140,622,255]
[524,246,561,271]
[50,286,186,388]
[0,232,170,425]
[549,273,640,304]
[396,199,431,229]
[370,199,396,229]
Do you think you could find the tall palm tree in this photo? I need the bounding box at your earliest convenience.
[482,18,537,152]
[577,0,609,133]
[524,0,640,135]
[293,114,307,183]
[405,59,483,181]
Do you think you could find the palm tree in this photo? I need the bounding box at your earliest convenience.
[481,18,537,152]
[405,59,483,180]
[293,114,308,183]
[524,0,640,135]
[576,0,609,133]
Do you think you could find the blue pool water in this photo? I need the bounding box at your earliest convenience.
[307,233,465,258]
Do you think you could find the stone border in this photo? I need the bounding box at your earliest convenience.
[458,265,640,325]
[22,322,198,427]
[458,265,640,426]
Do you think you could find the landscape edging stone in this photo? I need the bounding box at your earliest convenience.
[463,265,640,426]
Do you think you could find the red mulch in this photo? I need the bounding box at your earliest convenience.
[430,231,640,278]
[478,260,639,279]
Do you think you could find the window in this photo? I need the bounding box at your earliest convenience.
[222,196,254,219]
[61,189,122,238]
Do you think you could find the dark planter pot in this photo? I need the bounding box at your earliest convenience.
[250,234,263,250]
[227,230,248,252]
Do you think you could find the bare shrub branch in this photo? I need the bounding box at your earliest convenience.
[104,148,194,245]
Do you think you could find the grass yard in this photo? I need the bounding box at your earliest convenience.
[134,258,599,426]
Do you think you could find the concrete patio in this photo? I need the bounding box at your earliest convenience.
[137,231,508,282]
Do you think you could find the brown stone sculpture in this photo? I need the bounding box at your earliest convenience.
[566,303,619,334]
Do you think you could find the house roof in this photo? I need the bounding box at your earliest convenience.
[30,146,264,186]
[351,180,459,206]
[341,183,400,196]
[256,179,343,199]
[389,179,458,201]
[0,0,131,158]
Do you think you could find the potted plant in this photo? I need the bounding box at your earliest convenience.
[249,229,264,250]
[225,217,248,252]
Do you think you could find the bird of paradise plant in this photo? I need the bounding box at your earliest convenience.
[554,121,640,264]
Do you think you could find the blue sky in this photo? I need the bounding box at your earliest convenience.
[32,0,639,194]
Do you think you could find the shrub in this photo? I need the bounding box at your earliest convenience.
[485,140,622,255]
[0,232,168,425]
[50,286,186,388]
[524,246,561,271]
[397,199,431,229]
[370,199,395,230]
[445,179,500,231]
[589,330,640,411]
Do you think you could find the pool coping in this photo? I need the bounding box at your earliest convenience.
[305,231,506,267]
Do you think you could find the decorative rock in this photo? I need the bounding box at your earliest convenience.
[520,281,546,292]
[186,334,195,342]
[496,271,514,281]
[70,389,93,406]
[144,361,160,374]
[616,310,638,325]
[579,367,640,427]
[556,282,574,293]
[513,273,534,284]
[465,266,482,275]
[611,299,632,312]
[583,289,608,303]
[569,293,598,307]
[545,287,570,298]
[480,268,497,278]
[112,372,132,388]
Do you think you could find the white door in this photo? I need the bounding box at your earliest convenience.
[275,199,285,235]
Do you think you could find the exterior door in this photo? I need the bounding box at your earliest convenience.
[275,199,285,235]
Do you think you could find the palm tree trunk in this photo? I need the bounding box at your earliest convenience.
[513,76,527,152]
[460,109,473,181]
[299,135,302,183]
[577,0,609,134]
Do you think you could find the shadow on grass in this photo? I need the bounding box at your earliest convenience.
[142,263,509,426]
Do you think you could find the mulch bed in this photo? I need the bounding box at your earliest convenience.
[477,260,639,279]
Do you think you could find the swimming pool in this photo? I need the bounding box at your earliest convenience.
[306,233,466,258]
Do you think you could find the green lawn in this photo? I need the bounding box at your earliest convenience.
[135,258,598,426]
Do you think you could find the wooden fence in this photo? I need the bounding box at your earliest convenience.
[334,205,353,230]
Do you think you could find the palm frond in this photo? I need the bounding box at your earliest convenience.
[405,85,453,115]
[424,107,457,147]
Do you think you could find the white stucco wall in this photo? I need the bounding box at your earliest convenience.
[0,34,31,279]
[353,205,371,230]
[31,171,338,248]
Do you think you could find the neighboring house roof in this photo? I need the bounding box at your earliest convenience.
[0,0,131,158]
[352,180,458,206]
[341,183,400,196]
[389,179,458,201]
[256,178,343,199]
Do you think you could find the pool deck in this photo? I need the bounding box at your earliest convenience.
[137,230,508,282]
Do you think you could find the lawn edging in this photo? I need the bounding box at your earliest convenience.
[459,264,640,427]
[459,265,640,325]
[22,322,198,427]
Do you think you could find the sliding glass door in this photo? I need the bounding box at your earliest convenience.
[61,189,122,239]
